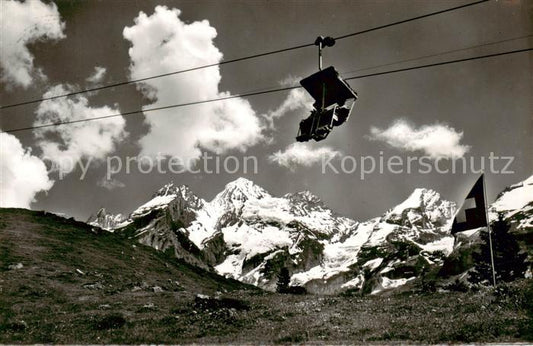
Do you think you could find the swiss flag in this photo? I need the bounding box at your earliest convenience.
[451,174,488,234]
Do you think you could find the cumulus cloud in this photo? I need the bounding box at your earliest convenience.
[278,75,301,87]
[0,133,54,208]
[368,119,470,159]
[1,0,65,88]
[269,143,341,171]
[86,66,107,84]
[123,6,264,166]
[263,88,313,130]
[33,84,127,174]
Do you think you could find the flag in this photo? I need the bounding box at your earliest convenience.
[451,174,488,234]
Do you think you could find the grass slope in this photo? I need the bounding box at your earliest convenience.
[1,208,531,344]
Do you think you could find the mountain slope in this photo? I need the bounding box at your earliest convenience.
[0,208,261,343]
[0,208,253,312]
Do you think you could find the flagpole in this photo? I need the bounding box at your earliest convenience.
[482,173,497,286]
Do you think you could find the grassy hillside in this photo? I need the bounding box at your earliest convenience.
[1,208,531,344]
[0,208,254,343]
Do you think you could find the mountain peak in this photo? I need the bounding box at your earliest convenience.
[389,188,442,215]
[157,182,176,195]
[95,207,107,217]
[153,182,193,198]
[491,174,533,218]
[213,177,269,205]
[225,177,256,188]
[131,182,201,218]
[87,207,126,230]
[379,187,455,237]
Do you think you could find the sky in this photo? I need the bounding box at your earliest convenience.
[1,0,531,222]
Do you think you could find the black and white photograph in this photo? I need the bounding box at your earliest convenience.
[1,0,532,344]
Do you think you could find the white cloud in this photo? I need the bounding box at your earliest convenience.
[263,88,313,130]
[368,119,470,159]
[278,75,301,87]
[269,142,341,171]
[33,84,127,174]
[123,6,264,166]
[0,0,65,88]
[0,133,54,208]
[97,177,125,190]
[86,66,107,84]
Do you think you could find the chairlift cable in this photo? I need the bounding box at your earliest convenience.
[2,46,530,134]
[344,47,532,81]
[341,33,532,76]
[0,0,489,110]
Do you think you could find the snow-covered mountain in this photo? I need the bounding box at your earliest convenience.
[88,178,451,294]
[490,175,533,231]
[89,174,532,294]
[87,208,128,231]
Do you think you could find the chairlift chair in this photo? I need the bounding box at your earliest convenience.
[295,36,358,142]
[296,66,358,142]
